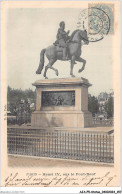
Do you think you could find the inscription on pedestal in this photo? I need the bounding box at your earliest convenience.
[42,91,75,106]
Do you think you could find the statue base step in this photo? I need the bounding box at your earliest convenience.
[31,110,92,128]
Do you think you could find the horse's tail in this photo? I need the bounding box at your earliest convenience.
[36,49,46,74]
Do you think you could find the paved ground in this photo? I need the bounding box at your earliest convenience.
[8,155,113,168]
[8,124,113,133]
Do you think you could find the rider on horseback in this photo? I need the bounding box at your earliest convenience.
[36,26,89,78]
[56,21,70,60]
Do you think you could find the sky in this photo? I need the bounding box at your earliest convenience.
[6,8,113,96]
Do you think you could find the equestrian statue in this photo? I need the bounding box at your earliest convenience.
[36,21,89,79]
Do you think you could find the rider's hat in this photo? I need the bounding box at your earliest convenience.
[59,21,65,27]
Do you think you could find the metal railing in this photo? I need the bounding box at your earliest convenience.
[7,114,114,126]
[7,113,31,125]
[7,128,114,163]
[93,119,114,126]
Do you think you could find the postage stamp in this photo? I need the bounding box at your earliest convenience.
[88,3,114,34]
[77,4,114,42]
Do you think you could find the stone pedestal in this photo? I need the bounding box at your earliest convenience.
[31,77,93,128]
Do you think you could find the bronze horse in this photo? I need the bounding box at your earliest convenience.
[36,29,89,79]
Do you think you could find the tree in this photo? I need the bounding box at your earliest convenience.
[105,97,114,118]
[88,95,99,117]
[7,86,36,113]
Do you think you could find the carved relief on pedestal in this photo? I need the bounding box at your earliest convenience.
[42,91,75,107]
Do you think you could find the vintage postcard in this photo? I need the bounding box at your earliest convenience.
[0,0,121,192]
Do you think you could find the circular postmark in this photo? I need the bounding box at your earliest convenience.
[77,7,110,42]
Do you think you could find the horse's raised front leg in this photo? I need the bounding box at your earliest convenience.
[43,59,57,79]
[76,57,86,73]
[70,55,76,77]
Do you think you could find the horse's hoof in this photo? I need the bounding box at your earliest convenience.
[36,70,41,74]
[71,74,75,78]
[55,70,58,76]
[78,68,84,73]
[45,76,48,79]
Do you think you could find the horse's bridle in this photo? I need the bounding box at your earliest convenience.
[80,35,89,42]
[80,31,89,42]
